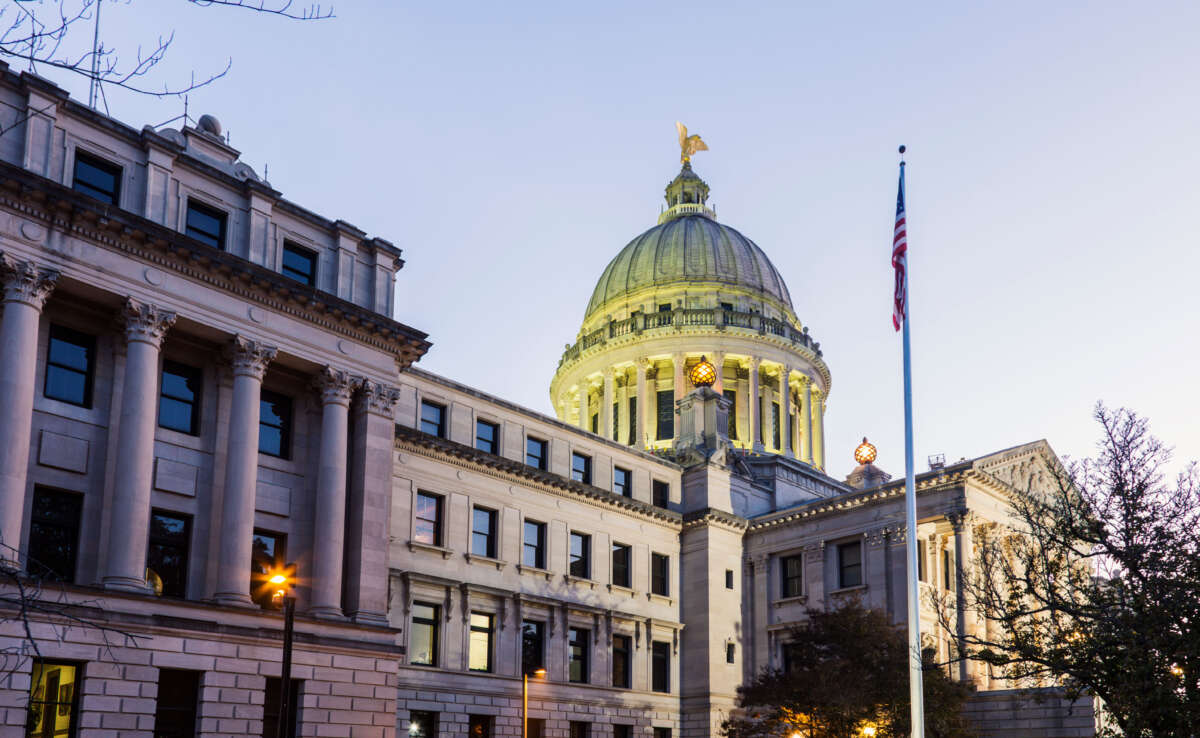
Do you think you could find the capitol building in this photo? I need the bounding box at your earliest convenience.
[0,65,1097,737]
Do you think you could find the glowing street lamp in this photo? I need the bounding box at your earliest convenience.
[522,668,547,738]
[268,565,297,738]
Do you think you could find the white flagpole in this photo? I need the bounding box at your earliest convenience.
[898,148,926,736]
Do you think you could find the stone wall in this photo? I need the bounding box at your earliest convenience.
[963,688,1096,737]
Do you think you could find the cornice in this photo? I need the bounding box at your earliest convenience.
[681,507,749,532]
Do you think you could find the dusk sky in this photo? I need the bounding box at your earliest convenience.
[42,0,1200,479]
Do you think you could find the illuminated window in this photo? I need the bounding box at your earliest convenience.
[414,492,443,547]
[420,400,445,437]
[27,487,82,583]
[568,627,589,683]
[44,325,95,408]
[410,603,440,666]
[72,150,121,204]
[281,241,317,286]
[159,361,202,435]
[781,554,803,598]
[185,199,226,250]
[475,419,498,454]
[612,635,632,688]
[469,612,494,672]
[612,543,631,588]
[569,531,590,578]
[408,711,438,738]
[525,437,547,470]
[651,553,670,597]
[472,506,497,558]
[613,466,631,497]
[28,661,80,737]
[523,520,546,569]
[147,510,190,598]
[571,452,591,484]
[259,390,292,459]
[838,541,862,588]
[469,715,492,738]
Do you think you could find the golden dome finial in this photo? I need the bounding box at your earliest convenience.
[854,437,877,465]
[688,355,717,387]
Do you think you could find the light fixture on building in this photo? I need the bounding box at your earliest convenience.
[688,355,717,387]
[854,437,877,465]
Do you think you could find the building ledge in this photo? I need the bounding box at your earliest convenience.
[517,564,554,581]
[465,553,506,571]
[565,574,596,590]
[772,594,807,608]
[607,584,636,598]
[407,540,454,559]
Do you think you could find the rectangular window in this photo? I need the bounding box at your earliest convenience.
[419,400,445,437]
[656,389,674,440]
[651,553,670,597]
[614,726,632,738]
[72,150,122,204]
[781,554,803,598]
[154,669,200,738]
[472,506,497,559]
[525,437,548,470]
[590,413,598,434]
[654,729,672,738]
[262,677,300,738]
[652,479,670,509]
[414,492,443,547]
[658,303,671,312]
[27,487,82,582]
[250,529,285,609]
[408,711,438,738]
[521,620,545,675]
[571,452,592,484]
[838,541,863,589]
[569,532,590,578]
[651,641,670,693]
[569,722,589,738]
[258,390,292,459]
[281,241,318,286]
[726,642,736,663]
[944,548,954,591]
[724,389,737,439]
[185,199,227,250]
[469,716,492,738]
[159,360,202,435]
[627,397,637,445]
[523,520,546,569]
[772,401,781,449]
[611,543,631,588]
[527,719,545,738]
[147,510,191,598]
[726,569,734,590]
[568,627,589,683]
[612,401,619,440]
[28,661,80,738]
[44,325,95,408]
[475,419,498,454]
[612,635,632,689]
[917,539,927,582]
[613,466,631,497]
[782,642,802,673]
[720,301,734,312]
[410,602,440,666]
[469,612,494,672]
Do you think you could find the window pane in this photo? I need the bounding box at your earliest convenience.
[251,530,285,608]
[656,390,674,440]
[28,661,79,738]
[154,669,200,738]
[73,152,121,204]
[526,438,546,469]
[420,401,444,437]
[571,453,591,484]
[148,511,190,598]
[521,621,544,674]
[45,326,94,408]
[568,628,589,683]
[281,243,317,286]
[160,361,201,435]
[27,488,82,582]
[469,613,493,672]
[523,521,545,569]
[652,641,670,692]
[47,334,90,371]
[472,508,495,558]
[652,553,669,596]
[652,480,669,508]
[613,467,630,497]
[475,420,498,454]
[612,544,630,588]
[569,532,589,578]
[259,391,291,459]
[724,389,737,439]
[612,635,631,688]
[262,677,300,738]
[185,201,225,249]
[415,493,442,547]
[839,542,862,588]
[411,603,439,666]
[409,712,438,738]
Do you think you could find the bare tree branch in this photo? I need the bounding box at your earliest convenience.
[186,0,333,20]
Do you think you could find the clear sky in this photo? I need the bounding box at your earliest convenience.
[40,0,1200,480]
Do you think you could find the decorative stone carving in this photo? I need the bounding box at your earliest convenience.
[121,297,176,347]
[360,378,402,416]
[946,509,968,532]
[0,254,57,309]
[312,365,356,406]
[223,334,277,379]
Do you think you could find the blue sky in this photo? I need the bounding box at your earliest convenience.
[40,0,1200,478]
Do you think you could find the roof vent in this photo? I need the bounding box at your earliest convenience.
[197,114,222,137]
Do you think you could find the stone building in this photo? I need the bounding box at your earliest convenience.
[0,63,1095,738]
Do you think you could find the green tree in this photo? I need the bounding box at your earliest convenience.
[722,599,974,738]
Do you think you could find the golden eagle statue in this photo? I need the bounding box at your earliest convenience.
[676,121,709,165]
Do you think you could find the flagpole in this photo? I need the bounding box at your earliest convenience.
[898,147,926,736]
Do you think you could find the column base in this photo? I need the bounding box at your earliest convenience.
[212,591,256,608]
[346,610,390,628]
[102,575,151,594]
[308,605,346,621]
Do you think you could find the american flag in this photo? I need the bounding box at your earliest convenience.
[892,167,907,331]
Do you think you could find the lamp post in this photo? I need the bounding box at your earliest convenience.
[270,570,296,738]
[522,668,546,738]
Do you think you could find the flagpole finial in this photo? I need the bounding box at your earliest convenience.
[898,145,906,165]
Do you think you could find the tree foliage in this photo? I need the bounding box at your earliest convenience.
[953,404,1199,736]
[723,599,974,738]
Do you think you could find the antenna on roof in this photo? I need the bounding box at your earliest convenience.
[928,454,945,471]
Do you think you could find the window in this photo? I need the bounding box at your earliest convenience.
[26,487,82,582]
[627,397,637,445]
[726,642,736,663]
[654,729,672,738]
[612,635,632,688]
[724,389,737,439]
[469,715,492,738]
[590,413,598,434]
[475,419,498,454]
[28,661,80,738]
[250,530,285,608]
[408,711,438,738]
[263,677,300,738]
[527,719,545,738]
[652,480,670,509]
[782,642,802,673]
[258,390,292,459]
[569,722,589,738]
[159,361,202,435]
[838,541,863,588]
[414,492,443,547]
[651,641,670,693]
[185,199,227,250]
[410,602,440,666]
[611,401,619,440]
[917,539,927,582]
[525,437,548,470]
[568,627,589,683]
[469,612,494,672]
[651,553,670,597]
[726,569,734,590]
[781,554,803,598]
[944,548,954,591]
[154,669,200,738]
[656,389,674,440]
[720,301,734,312]
[569,532,590,578]
[571,452,591,484]
[44,325,95,408]
[281,241,317,286]
[611,543,631,588]
[521,620,545,675]
[472,506,497,558]
[147,510,191,598]
[771,401,780,449]
[613,466,631,497]
[523,520,546,569]
[419,400,445,437]
[72,150,122,204]
[614,726,632,738]
[658,303,671,312]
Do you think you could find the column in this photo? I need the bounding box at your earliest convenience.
[602,371,614,441]
[949,512,969,682]
[748,358,763,452]
[635,359,648,448]
[815,390,826,469]
[103,298,177,592]
[577,382,589,432]
[711,351,725,394]
[213,335,277,607]
[672,352,686,443]
[309,366,356,618]
[801,376,813,464]
[778,366,793,458]
[0,256,57,558]
[617,372,630,445]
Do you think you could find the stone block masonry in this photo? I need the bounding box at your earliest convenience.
[963,689,1097,738]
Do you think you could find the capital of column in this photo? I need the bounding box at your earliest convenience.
[0,254,58,310]
[796,374,811,388]
[223,335,277,380]
[359,378,401,416]
[312,366,357,406]
[946,510,968,532]
[121,297,176,348]
[748,356,761,371]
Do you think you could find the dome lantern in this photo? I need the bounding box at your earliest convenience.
[854,437,877,465]
[688,356,717,388]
